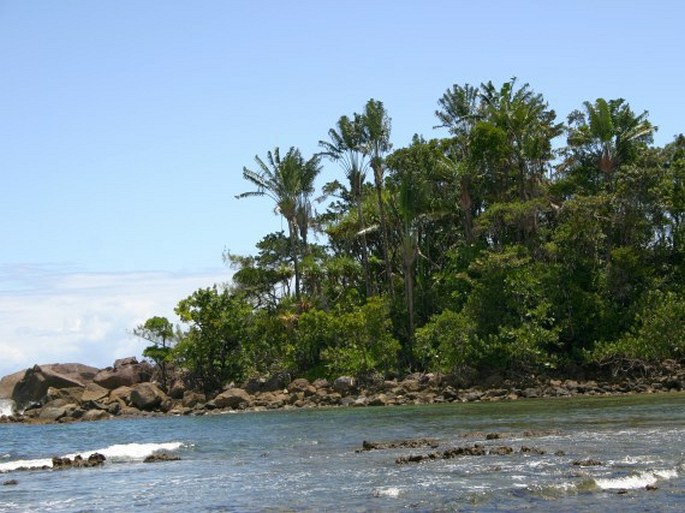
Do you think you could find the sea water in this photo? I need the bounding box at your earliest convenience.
[1,393,684,512]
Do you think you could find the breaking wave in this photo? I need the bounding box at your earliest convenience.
[594,468,679,490]
[0,441,183,473]
[0,399,15,417]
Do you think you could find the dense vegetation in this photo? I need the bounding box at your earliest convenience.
[136,79,685,394]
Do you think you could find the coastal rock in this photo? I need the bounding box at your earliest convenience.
[93,358,152,390]
[333,376,356,394]
[167,379,187,399]
[287,378,315,396]
[130,383,168,411]
[399,378,421,393]
[81,382,110,402]
[181,390,206,408]
[45,386,84,405]
[107,386,133,406]
[52,453,106,470]
[0,370,25,400]
[573,458,602,467]
[11,365,88,411]
[214,388,251,409]
[144,451,180,463]
[38,405,74,421]
[82,409,111,421]
[243,373,291,394]
[358,439,440,452]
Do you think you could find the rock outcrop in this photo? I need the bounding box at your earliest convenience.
[11,365,91,411]
[214,388,251,409]
[130,383,169,412]
[93,357,152,390]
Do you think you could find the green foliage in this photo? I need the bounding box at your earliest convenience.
[414,309,478,374]
[134,316,177,389]
[173,286,252,393]
[289,297,400,378]
[591,291,685,366]
[138,82,685,391]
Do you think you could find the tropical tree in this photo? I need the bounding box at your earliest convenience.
[134,316,176,390]
[319,113,373,295]
[565,98,655,193]
[363,99,393,293]
[174,286,252,393]
[237,147,320,300]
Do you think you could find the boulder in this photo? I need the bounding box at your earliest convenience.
[52,453,106,470]
[130,383,168,411]
[82,409,111,422]
[11,365,88,411]
[0,370,25,400]
[181,390,206,408]
[144,451,180,463]
[44,386,84,405]
[81,382,110,402]
[263,372,291,392]
[107,386,133,406]
[167,379,187,399]
[287,378,316,396]
[333,376,356,394]
[214,388,251,409]
[42,363,99,384]
[93,359,152,390]
[399,378,421,392]
[113,357,138,368]
[38,406,68,421]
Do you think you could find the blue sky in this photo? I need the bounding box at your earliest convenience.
[0,1,683,376]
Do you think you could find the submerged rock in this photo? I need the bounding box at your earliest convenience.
[357,438,440,452]
[144,451,181,463]
[52,452,106,470]
[572,458,602,467]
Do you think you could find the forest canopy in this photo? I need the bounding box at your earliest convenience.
[136,79,685,393]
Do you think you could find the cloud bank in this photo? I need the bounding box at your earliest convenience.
[0,265,229,377]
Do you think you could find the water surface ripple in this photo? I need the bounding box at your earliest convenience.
[1,393,684,512]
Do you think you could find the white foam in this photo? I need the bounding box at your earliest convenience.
[595,469,678,490]
[0,457,53,473]
[0,398,15,417]
[373,486,401,498]
[0,441,183,473]
[79,442,183,463]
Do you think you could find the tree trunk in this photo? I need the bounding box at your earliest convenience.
[288,218,301,300]
[374,163,393,296]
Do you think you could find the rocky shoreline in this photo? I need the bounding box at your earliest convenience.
[1,357,684,425]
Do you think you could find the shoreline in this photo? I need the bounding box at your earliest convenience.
[2,364,684,424]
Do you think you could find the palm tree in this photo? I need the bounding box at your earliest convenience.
[363,99,393,294]
[237,147,320,300]
[567,98,655,190]
[319,113,374,296]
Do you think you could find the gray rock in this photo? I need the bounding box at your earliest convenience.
[287,378,315,396]
[333,376,356,394]
[130,383,168,411]
[12,365,87,411]
[214,388,251,409]
[181,390,206,408]
[82,409,111,422]
[93,361,152,390]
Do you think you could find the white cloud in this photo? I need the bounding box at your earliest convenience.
[0,265,230,377]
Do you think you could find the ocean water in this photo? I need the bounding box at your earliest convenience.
[1,393,684,512]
